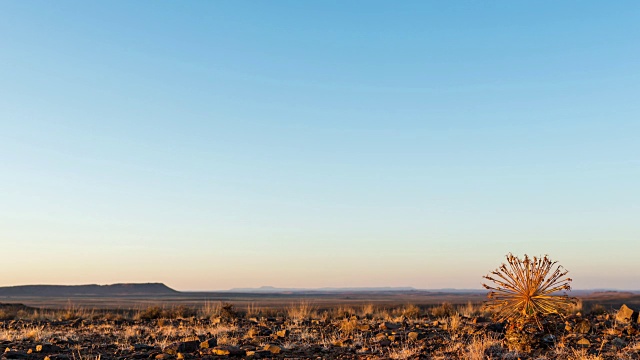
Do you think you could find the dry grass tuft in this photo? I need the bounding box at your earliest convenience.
[388,343,423,359]
[568,348,604,360]
[466,334,501,360]
[338,317,359,335]
[401,304,421,319]
[360,303,376,318]
[483,253,577,322]
[430,302,455,318]
[287,301,316,323]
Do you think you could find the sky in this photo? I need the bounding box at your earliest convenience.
[1,1,639,291]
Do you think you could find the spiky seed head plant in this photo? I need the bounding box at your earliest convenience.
[482,253,577,323]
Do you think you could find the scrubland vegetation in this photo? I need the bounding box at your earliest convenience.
[0,299,639,359]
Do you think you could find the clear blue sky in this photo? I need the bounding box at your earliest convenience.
[1,1,638,290]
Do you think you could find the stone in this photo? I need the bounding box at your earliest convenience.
[199,338,217,349]
[407,331,420,341]
[577,338,590,347]
[612,337,627,348]
[3,351,29,359]
[130,344,155,351]
[541,334,556,344]
[379,338,391,347]
[263,344,281,354]
[381,322,401,330]
[472,316,489,324]
[212,346,245,357]
[247,350,271,358]
[154,355,174,360]
[574,319,591,334]
[172,340,199,353]
[616,304,636,324]
[375,333,392,346]
[36,343,60,354]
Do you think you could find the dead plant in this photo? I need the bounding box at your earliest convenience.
[482,253,576,322]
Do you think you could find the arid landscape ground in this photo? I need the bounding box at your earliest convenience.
[1,286,640,359]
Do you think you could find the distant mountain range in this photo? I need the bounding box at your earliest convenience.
[223,286,494,294]
[226,286,420,293]
[0,283,178,297]
[0,283,635,297]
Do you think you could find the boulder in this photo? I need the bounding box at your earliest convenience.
[616,304,636,324]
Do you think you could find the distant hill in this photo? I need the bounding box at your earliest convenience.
[0,283,178,297]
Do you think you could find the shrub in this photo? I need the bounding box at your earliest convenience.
[136,306,163,320]
[430,302,455,318]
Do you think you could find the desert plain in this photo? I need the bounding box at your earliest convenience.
[1,285,640,360]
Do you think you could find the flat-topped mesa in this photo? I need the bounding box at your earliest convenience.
[0,283,179,297]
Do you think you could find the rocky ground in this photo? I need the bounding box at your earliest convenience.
[0,303,639,359]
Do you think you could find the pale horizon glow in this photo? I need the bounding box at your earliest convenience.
[1,1,639,292]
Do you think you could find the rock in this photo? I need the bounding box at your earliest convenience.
[3,351,29,359]
[130,344,155,351]
[36,344,61,353]
[155,355,174,360]
[616,304,636,324]
[199,338,217,349]
[154,354,174,360]
[574,319,591,334]
[407,331,420,341]
[381,322,401,330]
[246,350,271,358]
[176,340,199,353]
[541,334,556,344]
[166,342,192,355]
[472,317,489,324]
[375,334,391,346]
[577,338,590,347]
[612,337,627,348]
[212,346,245,356]
[263,344,281,354]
